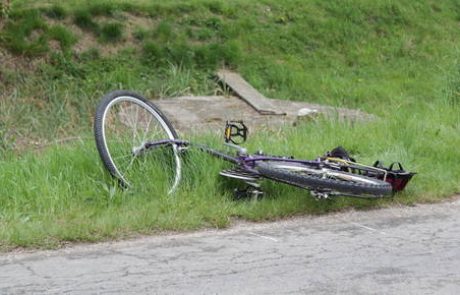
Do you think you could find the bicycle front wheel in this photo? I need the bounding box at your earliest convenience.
[256,161,392,198]
[94,90,182,194]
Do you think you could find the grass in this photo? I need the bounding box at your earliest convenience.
[43,4,67,20]
[2,106,457,250]
[0,9,48,55]
[0,0,459,250]
[73,9,99,32]
[99,22,123,42]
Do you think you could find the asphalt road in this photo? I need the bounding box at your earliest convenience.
[1,198,460,294]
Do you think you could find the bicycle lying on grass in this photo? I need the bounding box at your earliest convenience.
[94,90,415,199]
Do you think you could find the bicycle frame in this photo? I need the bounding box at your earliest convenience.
[138,138,372,173]
[138,138,391,184]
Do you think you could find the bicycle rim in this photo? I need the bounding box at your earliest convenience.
[98,94,181,194]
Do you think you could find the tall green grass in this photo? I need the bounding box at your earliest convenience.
[2,104,457,250]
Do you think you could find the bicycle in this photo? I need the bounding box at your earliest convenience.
[94,90,414,199]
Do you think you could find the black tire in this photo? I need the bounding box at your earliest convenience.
[94,90,182,193]
[256,161,392,198]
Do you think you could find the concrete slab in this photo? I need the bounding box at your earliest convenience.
[154,95,374,135]
[122,70,376,135]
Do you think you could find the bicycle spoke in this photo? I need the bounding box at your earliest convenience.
[124,155,138,175]
[142,116,153,143]
[132,104,140,144]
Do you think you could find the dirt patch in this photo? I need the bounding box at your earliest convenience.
[45,12,157,56]
[0,49,45,80]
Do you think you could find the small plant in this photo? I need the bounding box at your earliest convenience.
[99,22,123,43]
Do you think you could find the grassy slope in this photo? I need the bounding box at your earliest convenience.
[0,0,459,250]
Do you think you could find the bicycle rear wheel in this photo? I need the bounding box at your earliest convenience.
[94,90,182,194]
[255,161,392,198]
